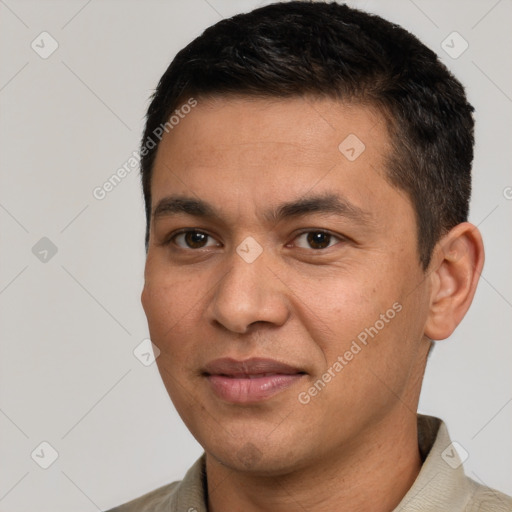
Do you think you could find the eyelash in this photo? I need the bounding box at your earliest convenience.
[165,229,344,251]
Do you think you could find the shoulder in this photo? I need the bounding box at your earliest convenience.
[105,480,181,512]
[466,479,512,512]
[104,455,207,512]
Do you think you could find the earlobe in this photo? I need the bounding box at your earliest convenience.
[424,222,485,341]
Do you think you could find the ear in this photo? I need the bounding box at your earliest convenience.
[424,222,485,341]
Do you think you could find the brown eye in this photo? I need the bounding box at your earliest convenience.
[294,231,340,250]
[307,231,331,249]
[173,230,219,249]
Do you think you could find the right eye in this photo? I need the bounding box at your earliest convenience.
[170,230,221,250]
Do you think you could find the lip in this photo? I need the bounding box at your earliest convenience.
[203,357,306,404]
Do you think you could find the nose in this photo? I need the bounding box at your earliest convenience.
[207,251,290,334]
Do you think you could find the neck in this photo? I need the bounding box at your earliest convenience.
[206,411,422,512]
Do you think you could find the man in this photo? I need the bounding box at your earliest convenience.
[108,1,512,511]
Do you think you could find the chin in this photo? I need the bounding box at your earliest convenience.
[203,432,307,476]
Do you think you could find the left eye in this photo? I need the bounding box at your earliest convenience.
[172,230,220,249]
[293,231,341,250]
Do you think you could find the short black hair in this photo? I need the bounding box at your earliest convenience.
[140,0,474,269]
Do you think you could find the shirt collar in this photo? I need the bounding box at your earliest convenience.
[167,415,473,512]
[393,414,474,511]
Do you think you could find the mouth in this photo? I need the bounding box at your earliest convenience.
[203,357,306,404]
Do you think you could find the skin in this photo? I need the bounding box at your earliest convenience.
[141,96,484,512]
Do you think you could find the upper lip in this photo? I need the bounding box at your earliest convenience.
[203,357,305,377]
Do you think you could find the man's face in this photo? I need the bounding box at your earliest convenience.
[142,96,432,474]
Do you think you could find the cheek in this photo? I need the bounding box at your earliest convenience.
[293,258,422,389]
[141,266,204,350]
[141,281,175,335]
[294,270,389,346]
[142,276,203,405]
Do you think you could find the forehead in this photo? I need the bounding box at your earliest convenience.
[150,96,407,220]
[158,95,388,165]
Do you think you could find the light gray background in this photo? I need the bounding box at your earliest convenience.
[0,0,511,510]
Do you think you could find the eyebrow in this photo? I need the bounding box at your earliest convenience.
[152,193,371,226]
[153,196,217,220]
[265,193,370,225]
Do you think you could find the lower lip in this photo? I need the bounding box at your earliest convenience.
[206,374,304,403]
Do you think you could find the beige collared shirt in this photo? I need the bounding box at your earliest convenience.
[107,415,512,511]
